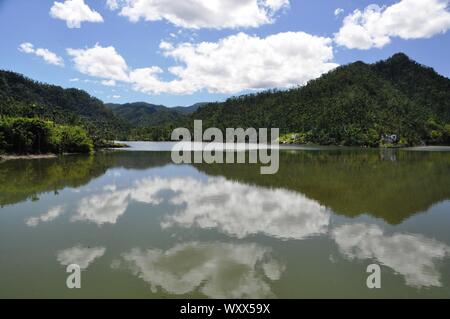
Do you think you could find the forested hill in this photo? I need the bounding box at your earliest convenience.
[105,101,206,128]
[0,70,129,139]
[373,53,450,122]
[1,53,449,147]
[105,102,185,127]
[172,102,207,114]
[191,53,450,146]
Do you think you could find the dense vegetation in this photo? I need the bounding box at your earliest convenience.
[190,53,450,147]
[0,70,130,154]
[1,53,449,151]
[105,102,187,141]
[106,102,185,127]
[0,70,129,139]
[105,102,203,141]
[0,117,93,154]
[0,69,200,153]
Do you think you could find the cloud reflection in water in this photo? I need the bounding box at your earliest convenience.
[114,242,284,298]
[71,174,450,289]
[332,223,450,287]
[74,176,331,240]
[57,245,106,269]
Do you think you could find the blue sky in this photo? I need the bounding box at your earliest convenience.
[1,0,449,107]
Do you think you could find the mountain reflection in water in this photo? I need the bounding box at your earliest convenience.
[1,147,449,298]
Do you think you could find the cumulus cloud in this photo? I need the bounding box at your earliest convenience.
[332,223,450,287]
[67,44,130,82]
[335,0,450,49]
[139,32,336,94]
[115,242,284,298]
[57,245,106,269]
[114,0,289,29]
[72,176,329,241]
[66,32,337,94]
[25,205,65,227]
[18,42,64,67]
[50,0,104,28]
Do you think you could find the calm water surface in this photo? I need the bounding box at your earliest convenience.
[1,143,450,298]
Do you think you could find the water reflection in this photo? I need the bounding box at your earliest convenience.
[73,176,330,240]
[2,150,450,225]
[73,189,131,225]
[1,148,450,297]
[159,177,330,240]
[114,242,284,298]
[25,205,65,227]
[332,223,450,287]
[197,150,450,224]
[57,246,106,269]
[0,152,171,207]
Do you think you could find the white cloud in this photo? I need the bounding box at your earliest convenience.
[115,242,284,298]
[18,42,64,67]
[50,0,104,28]
[101,79,116,86]
[106,0,120,10]
[112,95,121,99]
[67,32,337,95]
[333,223,450,287]
[57,245,106,269]
[69,77,80,82]
[18,42,34,54]
[132,32,338,94]
[25,205,65,227]
[334,8,344,16]
[67,44,130,82]
[115,0,289,29]
[335,0,450,49]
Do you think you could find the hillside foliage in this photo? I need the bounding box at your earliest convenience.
[190,53,450,146]
[0,117,93,154]
[1,53,450,149]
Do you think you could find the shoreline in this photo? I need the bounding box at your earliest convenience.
[0,142,131,161]
[0,153,58,161]
[2,143,449,161]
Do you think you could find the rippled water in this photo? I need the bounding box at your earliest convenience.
[1,144,449,298]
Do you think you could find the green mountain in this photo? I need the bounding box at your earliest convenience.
[105,102,185,127]
[1,53,449,146]
[105,102,207,128]
[172,102,207,114]
[373,53,450,122]
[0,70,129,139]
[190,53,450,146]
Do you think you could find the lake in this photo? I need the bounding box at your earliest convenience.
[1,143,450,298]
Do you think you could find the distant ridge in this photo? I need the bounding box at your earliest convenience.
[105,101,206,127]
